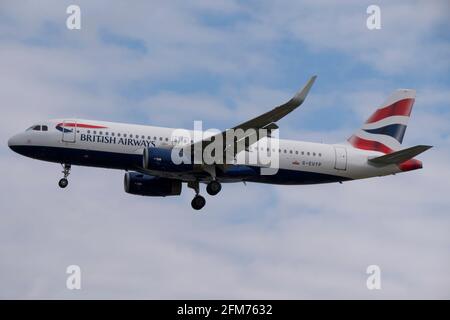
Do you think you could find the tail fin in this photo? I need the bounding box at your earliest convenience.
[348,89,416,154]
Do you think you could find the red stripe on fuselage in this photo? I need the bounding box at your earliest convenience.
[57,123,108,129]
[365,98,414,124]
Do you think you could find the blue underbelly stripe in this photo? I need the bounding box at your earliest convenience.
[10,145,350,185]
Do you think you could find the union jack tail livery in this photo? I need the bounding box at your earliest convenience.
[348,89,416,154]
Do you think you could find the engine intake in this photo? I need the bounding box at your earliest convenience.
[124,172,182,197]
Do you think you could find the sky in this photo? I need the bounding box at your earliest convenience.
[0,0,449,299]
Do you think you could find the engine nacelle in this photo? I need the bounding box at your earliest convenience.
[124,172,182,197]
[142,147,193,172]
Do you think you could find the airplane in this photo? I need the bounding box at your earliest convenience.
[8,76,432,210]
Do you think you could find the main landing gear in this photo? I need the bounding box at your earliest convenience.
[191,194,206,211]
[58,164,71,188]
[206,180,221,196]
[188,180,222,210]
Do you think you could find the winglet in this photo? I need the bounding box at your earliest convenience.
[291,75,317,106]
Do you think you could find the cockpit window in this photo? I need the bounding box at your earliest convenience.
[26,125,45,131]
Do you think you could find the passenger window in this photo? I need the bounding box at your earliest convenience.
[105,132,109,136]
[307,152,310,156]
[319,153,322,157]
[124,134,127,138]
[289,150,293,154]
[165,138,168,141]
[93,131,97,135]
[159,137,162,141]
[87,130,90,134]
[99,131,103,135]
[301,151,304,155]
[295,151,298,155]
[117,133,121,137]
[313,152,316,156]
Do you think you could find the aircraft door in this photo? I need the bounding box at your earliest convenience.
[334,146,347,170]
[61,120,76,143]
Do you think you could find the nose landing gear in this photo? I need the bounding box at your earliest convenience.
[58,164,71,188]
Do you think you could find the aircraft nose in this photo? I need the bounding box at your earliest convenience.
[8,134,21,152]
[8,135,14,147]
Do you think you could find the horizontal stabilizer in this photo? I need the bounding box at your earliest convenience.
[368,145,432,165]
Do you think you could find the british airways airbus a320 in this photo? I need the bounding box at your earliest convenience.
[8,76,431,210]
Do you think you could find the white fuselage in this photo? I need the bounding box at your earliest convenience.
[8,118,402,184]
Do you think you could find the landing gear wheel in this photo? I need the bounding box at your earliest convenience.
[191,195,206,210]
[59,164,71,189]
[58,178,68,188]
[206,181,222,196]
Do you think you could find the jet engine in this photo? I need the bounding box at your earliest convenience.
[124,172,182,197]
[142,147,193,172]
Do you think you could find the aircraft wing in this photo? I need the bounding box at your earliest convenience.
[231,75,317,131]
[189,75,317,161]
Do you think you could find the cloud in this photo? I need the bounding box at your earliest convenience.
[247,0,450,75]
[0,0,449,299]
